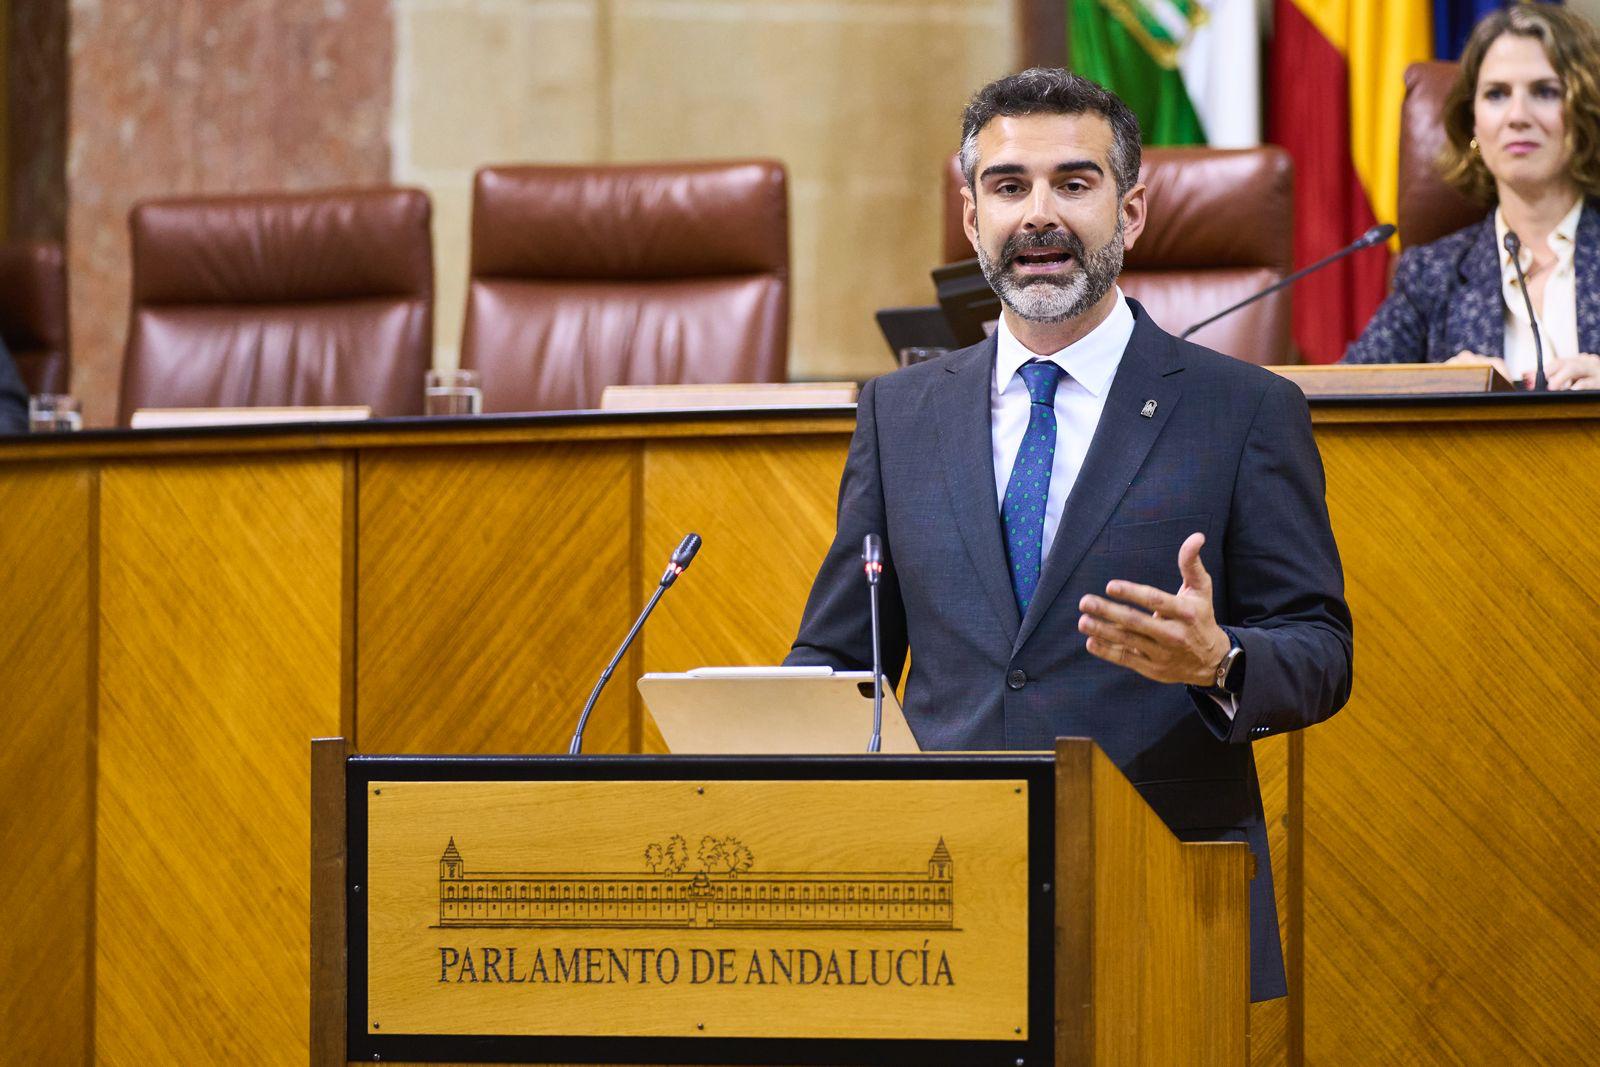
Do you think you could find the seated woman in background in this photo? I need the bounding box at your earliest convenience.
[1343,5,1600,389]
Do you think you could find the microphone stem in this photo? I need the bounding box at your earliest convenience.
[868,581,883,753]
[1181,235,1381,340]
[1510,249,1547,391]
[568,581,669,755]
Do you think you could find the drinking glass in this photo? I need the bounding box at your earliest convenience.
[28,394,83,432]
[424,369,483,416]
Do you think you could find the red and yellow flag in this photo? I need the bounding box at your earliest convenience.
[1269,1,1432,363]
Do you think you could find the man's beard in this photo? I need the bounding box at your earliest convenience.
[975,219,1125,323]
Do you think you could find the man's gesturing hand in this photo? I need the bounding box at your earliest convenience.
[1077,532,1230,686]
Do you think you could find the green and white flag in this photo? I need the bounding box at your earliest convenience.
[1068,0,1261,148]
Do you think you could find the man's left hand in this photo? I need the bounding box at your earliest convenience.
[1078,532,1230,686]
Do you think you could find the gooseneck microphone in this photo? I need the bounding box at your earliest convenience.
[567,533,702,755]
[862,534,885,754]
[1180,223,1397,340]
[1504,231,1548,391]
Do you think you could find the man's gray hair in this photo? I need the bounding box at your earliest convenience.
[958,68,1143,195]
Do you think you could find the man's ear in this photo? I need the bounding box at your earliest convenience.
[961,183,980,254]
[1120,182,1148,252]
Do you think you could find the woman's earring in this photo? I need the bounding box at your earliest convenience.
[1470,136,1479,153]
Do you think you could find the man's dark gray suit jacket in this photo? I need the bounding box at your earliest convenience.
[787,300,1354,1001]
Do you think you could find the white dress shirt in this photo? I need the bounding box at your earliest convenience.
[1497,198,1583,381]
[991,288,1133,561]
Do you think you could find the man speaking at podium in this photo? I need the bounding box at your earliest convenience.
[786,69,1353,1002]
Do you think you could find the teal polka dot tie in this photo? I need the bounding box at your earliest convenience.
[1002,360,1063,614]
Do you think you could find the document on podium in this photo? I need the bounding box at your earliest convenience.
[637,666,920,754]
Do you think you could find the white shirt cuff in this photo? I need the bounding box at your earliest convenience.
[1206,688,1239,721]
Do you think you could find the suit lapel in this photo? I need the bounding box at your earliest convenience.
[1454,216,1506,358]
[1016,306,1184,650]
[933,336,1022,639]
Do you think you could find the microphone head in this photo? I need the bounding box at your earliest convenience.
[862,533,883,584]
[1359,223,1397,249]
[1504,230,1521,255]
[671,533,702,569]
[660,532,701,587]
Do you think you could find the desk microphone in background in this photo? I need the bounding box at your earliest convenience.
[1504,231,1548,391]
[862,533,885,754]
[567,532,702,755]
[1181,223,1397,341]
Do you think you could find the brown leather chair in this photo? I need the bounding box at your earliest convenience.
[119,188,433,424]
[1398,61,1486,249]
[0,241,69,394]
[942,147,1296,365]
[461,161,789,412]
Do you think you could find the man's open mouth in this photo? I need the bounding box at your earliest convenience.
[1011,249,1073,271]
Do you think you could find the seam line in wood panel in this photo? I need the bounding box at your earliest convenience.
[343,452,359,750]
[86,463,100,1062]
[629,443,644,753]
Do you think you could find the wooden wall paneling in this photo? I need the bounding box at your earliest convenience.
[95,455,347,1062]
[637,435,848,751]
[0,464,94,1065]
[1015,0,1069,68]
[1303,419,1600,1063]
[357,444,639,755]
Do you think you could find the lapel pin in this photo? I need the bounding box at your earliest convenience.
[1140,399,1158,418]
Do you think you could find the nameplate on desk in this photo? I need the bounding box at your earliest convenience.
[128,405,372,429]
[353,772,1037,1062]
[598,382,858,410]
[1269,363,1516,396]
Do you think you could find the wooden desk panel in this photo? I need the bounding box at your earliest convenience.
[95,456,347,1063]
[357,444,638,756]
[638,436,845,751]
[1306,418,1600,1063]
[0,465,94,1066]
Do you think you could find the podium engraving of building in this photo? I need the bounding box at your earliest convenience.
[437,836,955,930]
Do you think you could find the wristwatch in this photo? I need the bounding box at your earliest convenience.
[1212,629,1245,695]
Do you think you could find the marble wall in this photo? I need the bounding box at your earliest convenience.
[393,0,1016,379]
[66,0,394,426]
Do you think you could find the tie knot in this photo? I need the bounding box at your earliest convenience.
[1018,360,1064,406]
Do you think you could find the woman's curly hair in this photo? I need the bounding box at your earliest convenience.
[1439,5,1600,203]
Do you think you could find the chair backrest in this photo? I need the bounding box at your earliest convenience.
[119,187,433,424]
[942,146,1296,365]
[0,241,69,394]
[461,161,789,412]
[1399,61,1487,249]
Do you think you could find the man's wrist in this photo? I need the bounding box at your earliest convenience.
[1194,627,1232,687]
[1210,628,1245,694]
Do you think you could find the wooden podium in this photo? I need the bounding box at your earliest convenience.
[311,738,1251,1066]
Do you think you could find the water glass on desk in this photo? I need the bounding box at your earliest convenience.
[424,369,483,416]
[28,394,82,432]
